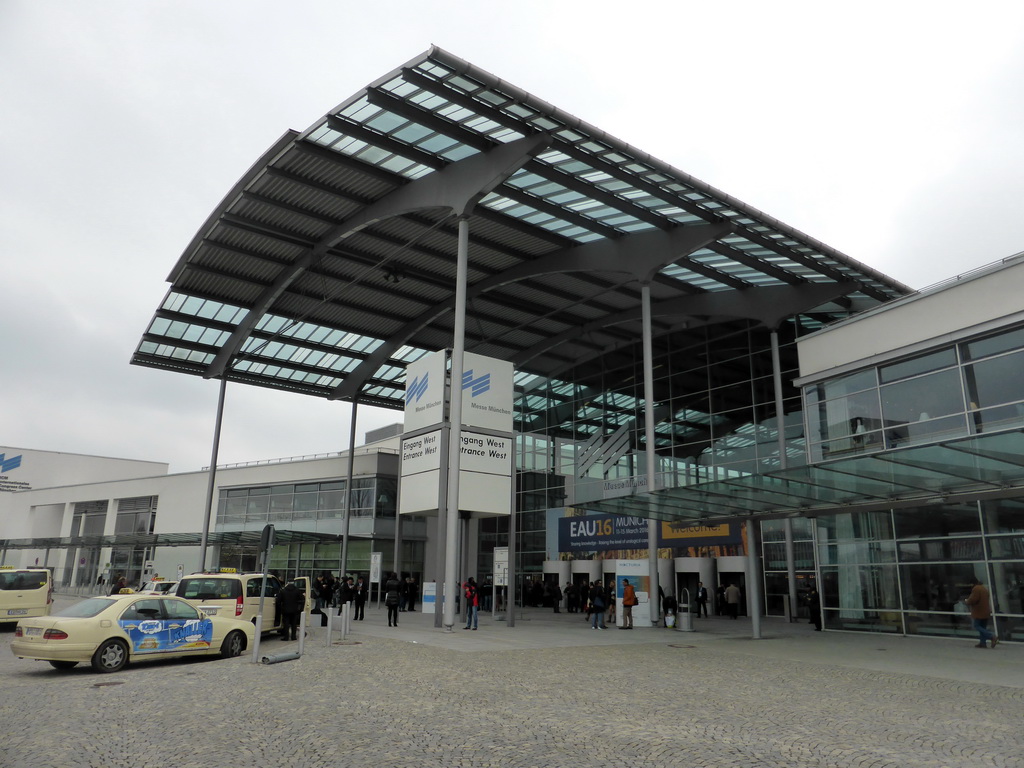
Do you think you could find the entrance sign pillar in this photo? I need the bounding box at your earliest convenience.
[442,217,471,631]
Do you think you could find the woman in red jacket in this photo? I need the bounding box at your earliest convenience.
[621,578,638,629]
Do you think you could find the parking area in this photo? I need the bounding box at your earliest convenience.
[1,595,1022,768]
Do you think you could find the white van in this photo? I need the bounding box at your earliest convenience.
[173,571,310,634]
[0,567,53,623]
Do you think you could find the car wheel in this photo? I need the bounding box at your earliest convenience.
[91,639,128,673]
[48,660,78,671]
[220,630,245,658]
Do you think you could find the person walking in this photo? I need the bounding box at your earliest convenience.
[806,586,822,631]
[964,575,997,648]
[551,581,562,613]
[276,580,304,641]
[384,572,402,627]
[621,578,638,629]
[589,581,607,629]
[336,576,354,616]
[463,577,479,630]
[353,576,367,621]
[724,582,741,619]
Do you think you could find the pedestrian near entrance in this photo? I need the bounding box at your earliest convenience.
[384,572,402,627]
[589,582,607,629]
[806,587,822,631]
[551,582,562,613]
[276,580,304,641]
[463,577,479,630]
[336,576,354,616]
[621,579,638,629]
[353,576,367,620]
[964,575,997,648]
[694,581,708,617]
[725,583,741,619]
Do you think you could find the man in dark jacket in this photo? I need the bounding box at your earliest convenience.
[353,576,367,620]
[276,581,305,640]
[336,576,354,616]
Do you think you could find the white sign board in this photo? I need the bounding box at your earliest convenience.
[457,433,512,475]
[403,351,447,432]
[421,581,437,614]
[493,547,509,587]
[401,430,443,475]
[370,552,382,584]
[460,352,514,431]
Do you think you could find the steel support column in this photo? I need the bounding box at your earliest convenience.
[442,217,470,631]
[641,283,660,625]
[747,518,762,639]
[770,329,798,620]
[198,376,228,572]
[339,400,358,579]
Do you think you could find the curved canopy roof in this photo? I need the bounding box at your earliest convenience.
[132,46,909,415]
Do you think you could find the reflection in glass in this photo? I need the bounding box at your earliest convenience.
[893,503,981,538]
[899,562,978,612]
[820,564,899,611]
[897,538,984,563]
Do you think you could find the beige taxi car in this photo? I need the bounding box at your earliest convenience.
[173,571,310,634]
[10,593,254,673]
[136,578,178,596]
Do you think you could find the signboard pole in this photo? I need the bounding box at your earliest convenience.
[442,218,470,631]
[253,524,274,663]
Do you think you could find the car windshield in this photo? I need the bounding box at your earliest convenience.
[54,597,116,618]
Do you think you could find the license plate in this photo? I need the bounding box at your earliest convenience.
[25,626,42,636]
[7,609,27,616]
[202,606,220,615]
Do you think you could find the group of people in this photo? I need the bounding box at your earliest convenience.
[310,571,420,622]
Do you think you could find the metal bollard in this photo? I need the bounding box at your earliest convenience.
[251,615,264,662]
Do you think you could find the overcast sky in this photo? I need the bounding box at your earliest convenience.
[3,1,1024,474]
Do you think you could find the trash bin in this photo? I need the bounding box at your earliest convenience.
[677,604,694,632]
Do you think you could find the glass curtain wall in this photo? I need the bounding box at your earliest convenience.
[804,321,1024,642]
[109,496,159,589]
[213,476,419,582]
[761,518,816,618]
[506,320,807,575]
[816,502,1024,642]
[805,322,1024,461]
[65,501,107,587]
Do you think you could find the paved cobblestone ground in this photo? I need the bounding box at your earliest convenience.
[2,600,1022,768]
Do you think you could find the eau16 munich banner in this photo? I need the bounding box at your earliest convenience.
[558,513,741,553]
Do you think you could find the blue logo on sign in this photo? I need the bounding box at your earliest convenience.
[0,454,22,473]
[406,373,429,404]
[462,369,490,398]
